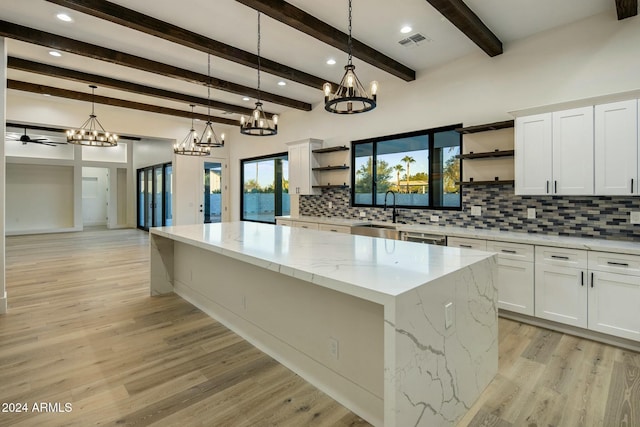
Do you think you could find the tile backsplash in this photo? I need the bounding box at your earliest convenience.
[299,186,640,241]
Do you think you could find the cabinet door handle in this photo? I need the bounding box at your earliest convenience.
[632,178,635,194]
[546,180,550,194]
[554,180,558,193]
[551,255,570,260]
[459,244,473,248]
[591,272,594,288]
[607,261,629,267]
[501,249,517,254]
[581,271,584,286]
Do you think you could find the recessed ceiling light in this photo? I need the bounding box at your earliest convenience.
[56,13,73,22]
[49,51,62,57]
[400,25,412,34]
[43,94,51,97]
[326,58,336,65]
[242,96,250,101]
[277,81,286,86]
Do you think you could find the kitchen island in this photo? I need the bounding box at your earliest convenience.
[150,222,498,427]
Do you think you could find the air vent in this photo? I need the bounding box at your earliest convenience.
[398,33,430,47]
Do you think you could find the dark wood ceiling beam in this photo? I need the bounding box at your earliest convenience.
[7,80,239,126]
[8,57,275,119]
[425,0,502,57]
[235,0,416,82]
[0,21,311,111]
[44,0,338,90]
[615,0,638,19]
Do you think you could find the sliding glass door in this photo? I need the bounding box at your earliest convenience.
[137,162,172,230]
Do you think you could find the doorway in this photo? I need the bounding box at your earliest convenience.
[82,167,109,228]
[204,162,222,223]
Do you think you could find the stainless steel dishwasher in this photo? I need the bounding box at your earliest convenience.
[400,231,446,245]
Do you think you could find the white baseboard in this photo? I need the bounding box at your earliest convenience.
[5,227,82,236]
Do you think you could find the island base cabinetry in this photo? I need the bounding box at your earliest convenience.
[150,225,498,427]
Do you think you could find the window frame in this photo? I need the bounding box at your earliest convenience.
[240,151,289,224]
[350,124,463,211]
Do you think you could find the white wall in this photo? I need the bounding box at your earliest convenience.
[1,38,7,313]
[82,167,109,226]
[229,11,640,220]
[133,138,173,171]
[6,163,75,233]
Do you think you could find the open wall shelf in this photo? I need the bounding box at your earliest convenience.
[312,184,349,189]
[458,180,515,186]
[455,120,514,134]
[312,165,349,171]
[312,145,349,154]
[459,150,514,160]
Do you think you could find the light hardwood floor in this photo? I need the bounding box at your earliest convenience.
[1,229,638,426]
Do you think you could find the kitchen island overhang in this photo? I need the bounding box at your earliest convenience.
[150,222,498,427]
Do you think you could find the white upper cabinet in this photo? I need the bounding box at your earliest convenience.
[516,106,597,195]
[594,100,638,195]
[287,139,322,195]
[552,107,594,195]
[515,113,553,195]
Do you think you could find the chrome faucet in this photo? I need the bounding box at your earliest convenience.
[384,190,398,223]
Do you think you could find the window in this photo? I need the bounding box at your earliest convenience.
[241,153,289,223]
[351,125,461,209]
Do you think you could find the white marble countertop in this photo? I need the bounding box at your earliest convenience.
[278,215,640,256]
[151,222,495,304]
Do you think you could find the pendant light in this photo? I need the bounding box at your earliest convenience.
[323,0,378,114]
[240,12,278,136]
[66,85,119,146]
[174,105,210,156]
[196,54,225,148]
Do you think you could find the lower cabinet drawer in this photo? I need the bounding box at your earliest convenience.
[447,236,487,251]
[588,251,640,275]
[318,224,351,234]
[292,221,319,230]
[487,241,534,262]
[535,246,588,269]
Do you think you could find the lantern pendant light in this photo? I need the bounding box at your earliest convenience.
[323,0,378,114]
[240,12,278,136]
[174,104,210,156]
[66,85,119,146]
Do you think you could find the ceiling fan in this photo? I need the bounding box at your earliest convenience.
[7,128,66,146]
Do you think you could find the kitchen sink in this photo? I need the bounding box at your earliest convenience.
[351,223,401,240]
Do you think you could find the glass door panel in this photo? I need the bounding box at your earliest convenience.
[164,164,173,226]
[153,166,163,227]
[137,169,145,229]
[145,168,153,229]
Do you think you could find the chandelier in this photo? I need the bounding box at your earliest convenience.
[173,105,210,156]
[241,12,278,136]
[66,85,119,146]
[196,54,225,148]
[323,0,378,114]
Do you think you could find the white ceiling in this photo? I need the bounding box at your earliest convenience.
[0,0,615,125]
